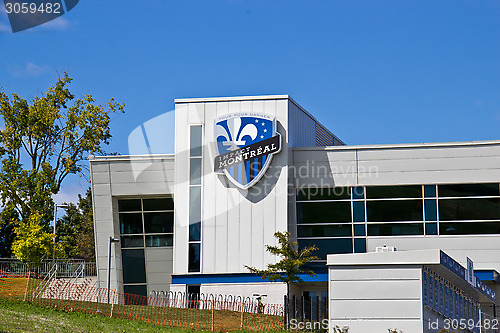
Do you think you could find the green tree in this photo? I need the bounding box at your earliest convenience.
[57,188,95,261]
[0,203,19,257]
[12,212,52,264]
[0,73,124,262]
[244,231,319,301]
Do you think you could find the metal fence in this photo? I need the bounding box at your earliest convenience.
[286,294,328,323]
[0,271,285,332]
[0,259,96,278]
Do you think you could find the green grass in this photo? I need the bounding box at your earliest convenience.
[0,298,287,333]
[0,298,202,333]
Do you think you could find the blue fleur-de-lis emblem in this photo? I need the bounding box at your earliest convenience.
[214,113,281,189]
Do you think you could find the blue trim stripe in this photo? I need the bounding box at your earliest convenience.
[475,270,500,283]
[246,161,251,184]
[171,273,328,285]
[254,158,258,178]
[238,163,243,184]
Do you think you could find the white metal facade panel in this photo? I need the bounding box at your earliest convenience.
[368,236,500,272]
[173,97,292,275]
[90,157,175,292]
[329,265,423,333]
[293,142,500,187]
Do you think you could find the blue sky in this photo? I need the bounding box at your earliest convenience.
[1,0,500,202]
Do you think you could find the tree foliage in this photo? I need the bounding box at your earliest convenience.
[11,212,52,264]
[245,231,319,284]
[0,72,124,224]
[0,204,18,257]
[57,188,95,261]
[0,73,123,261]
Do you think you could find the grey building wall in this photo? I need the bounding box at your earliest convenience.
[90,155,175,294]
[293,141,500,272]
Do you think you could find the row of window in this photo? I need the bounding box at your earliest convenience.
[297,221,500,237]
[423,269,479,331]
[119,198,174,297]
[297,183,500,201]
[297,198,500,223]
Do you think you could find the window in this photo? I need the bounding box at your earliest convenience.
[366,185,422,199]
[122,249,146,284]
[298,224,352,237]
[297,187,351,201]
[118,198,174,248]
[366,200,423,222]
[189,125,203,272]
[298,239,353,259]
[424,199,437,221]
[297,202,351,223]
[438,183,500,197]
[367,223,424,236]
[118,198,174,296]
[439,198,500,221]
[439,222,500,235]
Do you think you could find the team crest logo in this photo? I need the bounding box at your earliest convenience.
[214,113,281,189]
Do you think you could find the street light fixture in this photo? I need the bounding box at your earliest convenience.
[107,236,120,303]
[53,203,70,264]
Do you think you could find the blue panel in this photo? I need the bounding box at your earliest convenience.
[171,273,328,284]
[230,166,234,178]
[254,158,258,177]
[246,161,251,184]
[238,163,243,184]
[475,270,500,283]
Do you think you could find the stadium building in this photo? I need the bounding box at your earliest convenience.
[90,95,500,332]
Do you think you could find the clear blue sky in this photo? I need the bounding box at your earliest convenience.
[1,0,500,201]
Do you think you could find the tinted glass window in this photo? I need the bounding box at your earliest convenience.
[145,234,173,247]
[425,223,438,235]
[353,201,365,222]
[354,238,366,253]
[425,199,437,221]
[367,223,424,236]
[424,185,437,198]
[296,202,351,223]
[118,199,141,212]
[366,200,423,222]
[188,243,201,272]
[366,185,422,199]
[124,284,147,297]
[190,158,202,185]
[439,222,500,235]
[122,249,146,284]
[297,224,352,237]
[121,235,144,248]
[143,198,173,211]
[123,285,148,305]
[352,187,364,199]
[298,238,352,259]
[190,126,202,157]
[439,198,500,221]
[438,183,500,197]
[297,187,350,201]
[144,212,173,233]
[119,213,143,234]
[354,224,366,236]
[189,187,201,241]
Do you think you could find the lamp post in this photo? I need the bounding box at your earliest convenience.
[107,236,120,303]
[53,203,70,264]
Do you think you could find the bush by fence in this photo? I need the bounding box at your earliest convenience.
[0,270,284,332]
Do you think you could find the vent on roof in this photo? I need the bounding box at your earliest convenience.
[375,245,397,253]
[315,123,334,146]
